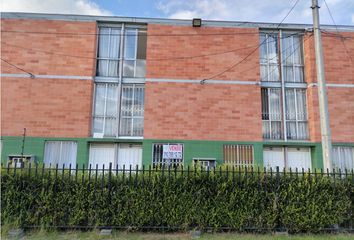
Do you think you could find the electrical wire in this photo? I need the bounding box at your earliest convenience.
[200,0,302,83]
[1,58,35,78]
[0,33,304,62]
[322,0,353,63]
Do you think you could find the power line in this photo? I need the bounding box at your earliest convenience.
[1,33,303,62]
[0,58,35,78]
[200,0,302,83]
[0,30,273,37]
[237,33,313,79]
[322,0,353,63]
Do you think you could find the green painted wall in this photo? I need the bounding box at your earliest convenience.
[142,139,264,167]
[2,136,353,169]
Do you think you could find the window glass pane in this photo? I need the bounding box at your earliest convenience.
[259,34,267,63]
[120,118,132,136]
[294,67,304,83]
[121,85,133,117]
[260,65,268,81]
[269,64,279,82]
[106,85,118,116]
[137,30,147,60]
[332,147,354,170]
[109,28,120,58]
[104,117,117,137]
[285,89,296,120]
[262,121,270,139]
[293,36,303,64]
[284,66,294,82]
[89,144,116,170]
[97,60,109,77]
[269,88,281,120]
[297,122,308,139]
[282,36,293,65]
[267,34,278,63]
[123,60,135,77]
[296,89,307,120]
[261,88,269,120]
[286,121,297,139]
[108,60,119,77]
[271,121,282,140]
[134,85,145,117]
[93,117,104,134]
[124,29,137,59]
[135,60,146,78]
[94,84,106,116]
[44,141,77,168]
[98,28,110,58]
[133,118,144,136]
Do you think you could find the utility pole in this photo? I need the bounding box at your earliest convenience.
[311,0,332,170]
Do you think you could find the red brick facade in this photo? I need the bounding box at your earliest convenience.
[1,19,97,137]
[1,17,353,143]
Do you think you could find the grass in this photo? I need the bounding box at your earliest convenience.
[1,229,353,240]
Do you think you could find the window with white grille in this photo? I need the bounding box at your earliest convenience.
[223,145,254,166]
[260,31,308,140]
[93,24,146,138]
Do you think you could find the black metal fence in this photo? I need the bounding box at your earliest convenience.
[1,162,353,233]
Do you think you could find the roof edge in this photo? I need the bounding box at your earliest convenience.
[1,12,354,31]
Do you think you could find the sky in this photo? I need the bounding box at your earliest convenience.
[1,0,354,25]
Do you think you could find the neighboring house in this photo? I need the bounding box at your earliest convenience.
[1,12,353,171]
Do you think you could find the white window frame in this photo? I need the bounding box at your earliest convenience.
[43,141,77,168]
[260,30,308,141]
[92,23,147,139]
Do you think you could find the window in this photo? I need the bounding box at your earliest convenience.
[152,143,183,167]
[123,28,147,78]
[44,141,77,168]
[93,25,147,138]
[93,83,118,137]
[263,147,311,171]
[89,143,142,170]
[332,146,354,170]
[223,145,254,166]
[260,31,308,140]
[193,158,216,169]
[120,84,145,136]
[261,88,282,139]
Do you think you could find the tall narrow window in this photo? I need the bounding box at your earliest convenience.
[93,83,118,137]
[285,89,308,139]
[120,84,145,136]
[259,33,279,82]
[261,88,282,139]
[260,31,308,141]
[93,25,146,138]
[96,27,121,77]
[282,34,304,83]
[44,141,77,168]
[123,29,147,78]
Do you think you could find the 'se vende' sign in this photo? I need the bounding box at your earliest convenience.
[162,144,183,160]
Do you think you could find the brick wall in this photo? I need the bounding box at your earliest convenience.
[145,24,262,141]
[305,31,354,143]
[1,19,97,137]
[146,24,260,81]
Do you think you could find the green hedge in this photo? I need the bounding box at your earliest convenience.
[1,167,353,233]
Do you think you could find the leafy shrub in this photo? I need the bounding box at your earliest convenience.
[1,167,352,233]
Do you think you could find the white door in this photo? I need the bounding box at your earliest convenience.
[263,147,285,170]
[287,147,311,171]
[89,144,116,170]
[118,144,142,170]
